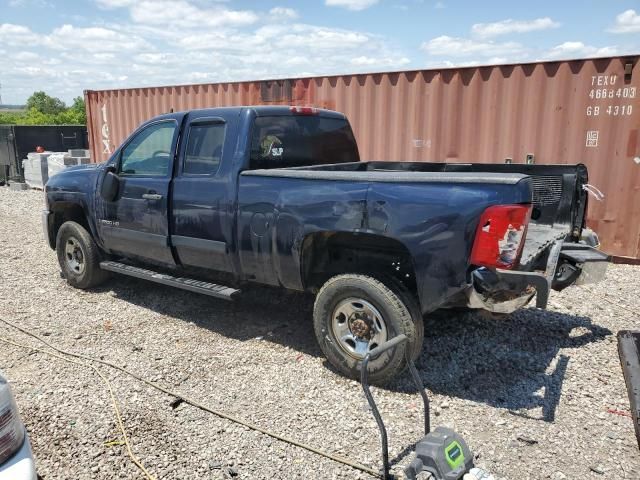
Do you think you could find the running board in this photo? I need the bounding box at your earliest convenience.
[99,261,240,301]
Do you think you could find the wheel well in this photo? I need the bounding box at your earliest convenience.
[50,202,91,246]
[301,231,418,299]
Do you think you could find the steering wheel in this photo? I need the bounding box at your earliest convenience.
[151,150,170,157]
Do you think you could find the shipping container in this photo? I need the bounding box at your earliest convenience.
[85,55,640,260]
[0,124,88,179]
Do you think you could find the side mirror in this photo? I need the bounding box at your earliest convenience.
[100,170,120,201]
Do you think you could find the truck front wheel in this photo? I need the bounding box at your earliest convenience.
[56,221,109,289]
[313,274,424,386]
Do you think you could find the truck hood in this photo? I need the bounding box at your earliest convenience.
[46,162,101,193]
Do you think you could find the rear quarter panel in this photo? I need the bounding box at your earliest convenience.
[366,180,531,311]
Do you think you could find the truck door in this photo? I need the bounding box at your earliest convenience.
[171,111,239,273]
[97,119,179,265]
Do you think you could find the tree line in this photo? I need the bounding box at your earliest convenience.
[0,91,86,125]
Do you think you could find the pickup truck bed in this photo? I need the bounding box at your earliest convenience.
[239,163,532,313]
[245,159,589,270]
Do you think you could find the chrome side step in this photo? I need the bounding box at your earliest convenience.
[99,261,240,301]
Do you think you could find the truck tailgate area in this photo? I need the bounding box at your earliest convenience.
[520,224,571,268]
[519,168,589,268]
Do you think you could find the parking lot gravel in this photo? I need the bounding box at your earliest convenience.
[1,187,639,479]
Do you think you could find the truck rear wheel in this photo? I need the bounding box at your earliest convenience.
[56,221,109,289]
[313,274,424,386]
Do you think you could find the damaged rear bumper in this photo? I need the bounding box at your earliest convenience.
[465,242,609,314]
[466,268,549,313]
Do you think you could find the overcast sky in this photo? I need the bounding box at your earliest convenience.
[1,0,639,104]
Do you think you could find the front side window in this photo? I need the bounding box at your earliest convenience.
[184,122,226,175]
[249,115,359,170]
[120,122,176,176]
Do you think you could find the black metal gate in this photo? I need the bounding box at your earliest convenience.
[0,125,88,180]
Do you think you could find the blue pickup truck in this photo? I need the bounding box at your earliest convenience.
[43,106,608,384]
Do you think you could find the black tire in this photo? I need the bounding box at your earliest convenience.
[313,274,424,386]
[383,276,424,362]
[56,221,109,289]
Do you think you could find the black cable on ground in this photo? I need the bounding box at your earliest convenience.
[0,335,156,480]
[0,316,381,478]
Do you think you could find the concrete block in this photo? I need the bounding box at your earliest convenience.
[68,149,90,157]
[64,157,91,166]
[9,182,28,191]
[27,152,52,162]
[23,157,44,189]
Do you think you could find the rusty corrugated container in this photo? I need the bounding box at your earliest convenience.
[85,55,640,259]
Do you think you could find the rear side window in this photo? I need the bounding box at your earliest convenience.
[184,122,226,175]
[249,115,359,170]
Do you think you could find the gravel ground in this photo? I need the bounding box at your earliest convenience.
[1,187,639,480]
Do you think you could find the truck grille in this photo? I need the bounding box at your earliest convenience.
[531,176,563,206]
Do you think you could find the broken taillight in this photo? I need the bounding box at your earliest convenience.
[470,204,532,270]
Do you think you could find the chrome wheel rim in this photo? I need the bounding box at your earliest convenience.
[331,298,388,359]
[64,237,85,275]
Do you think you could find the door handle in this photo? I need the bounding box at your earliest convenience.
[142,193,163,200]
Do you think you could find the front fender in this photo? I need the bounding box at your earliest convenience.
[45,165,102,248]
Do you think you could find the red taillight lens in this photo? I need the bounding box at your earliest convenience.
[470,204,532,270]
[289,106,318,115]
